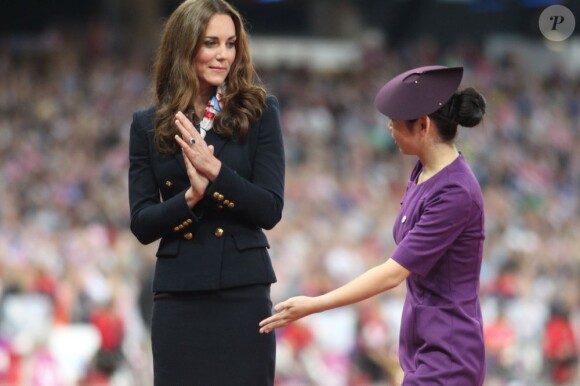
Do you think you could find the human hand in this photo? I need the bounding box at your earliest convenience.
[179,147,210,207]
[174,111,221,181]
[258,296,317,334]
[175,131,213,208]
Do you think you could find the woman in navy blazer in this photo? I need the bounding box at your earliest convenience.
[128,1,284,384]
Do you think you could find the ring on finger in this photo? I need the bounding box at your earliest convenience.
[189,137,196,145]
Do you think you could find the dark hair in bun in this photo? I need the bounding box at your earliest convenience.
[428,87,486,142]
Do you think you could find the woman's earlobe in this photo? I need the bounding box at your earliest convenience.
[422,116,432,131]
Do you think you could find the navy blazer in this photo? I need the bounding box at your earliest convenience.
[129,96,285,292]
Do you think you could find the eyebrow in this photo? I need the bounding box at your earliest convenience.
[204,35,237,40]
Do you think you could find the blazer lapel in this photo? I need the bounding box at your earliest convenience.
[173,151,186,173]
[205,130,228,157]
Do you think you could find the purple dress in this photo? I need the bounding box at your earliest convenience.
[391,154,486,386]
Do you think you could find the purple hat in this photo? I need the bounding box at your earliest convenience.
[374,65,463,120]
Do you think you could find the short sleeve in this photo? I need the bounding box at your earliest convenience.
[391,183,474,277]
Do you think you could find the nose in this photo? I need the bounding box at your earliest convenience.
[216,44,227,60]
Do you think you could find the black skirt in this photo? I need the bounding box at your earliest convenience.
[151,284,276,386]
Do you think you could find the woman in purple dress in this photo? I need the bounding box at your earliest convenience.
[260,65,487,385]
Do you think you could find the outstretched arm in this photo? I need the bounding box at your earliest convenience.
[259,258,411,333]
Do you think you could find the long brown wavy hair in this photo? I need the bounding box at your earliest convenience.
[152,0,266,154]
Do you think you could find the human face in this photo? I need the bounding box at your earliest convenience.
[195,14,236,94]
[388,119,420,155]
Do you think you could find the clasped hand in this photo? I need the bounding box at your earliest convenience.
[174,111,222,205]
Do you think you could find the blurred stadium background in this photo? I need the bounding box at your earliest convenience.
[1,0,579,385]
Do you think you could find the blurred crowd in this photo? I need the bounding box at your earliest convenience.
[0,27,579,386]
